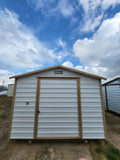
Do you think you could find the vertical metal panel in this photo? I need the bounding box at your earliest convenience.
[80,77,105,139]
[107,85,120,114]
[10,78,37,139]
[37,79,79,138]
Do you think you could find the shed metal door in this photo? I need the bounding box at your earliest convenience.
[35,78,80,139]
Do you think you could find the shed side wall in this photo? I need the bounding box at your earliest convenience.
[107,85,120,114]
[10,68,105,139]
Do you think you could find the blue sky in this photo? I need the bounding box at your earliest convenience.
[0,0,120,85]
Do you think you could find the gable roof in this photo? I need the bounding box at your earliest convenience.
[10,65,106,80]
[102,77,120,86]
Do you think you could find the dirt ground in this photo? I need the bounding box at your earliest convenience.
[106,112,120,150]
[0,96,120,160]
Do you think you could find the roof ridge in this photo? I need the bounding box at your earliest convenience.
[10,65,106,80]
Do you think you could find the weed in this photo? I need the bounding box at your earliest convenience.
[106,153,118,160]
[0,114,7,119]
[95,147,102,153]
[110,146,120,156]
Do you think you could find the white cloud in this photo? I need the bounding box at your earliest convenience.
[0,9,60,70]
[73,12,120,78]
[27,0,120,32]
[56,0,75,18]
[78,0,120,32]
[0,70,14,86]
[62,61,74,68]
[81,14,103,32]
[27,0,75,18]
[102,0,120,10]
[55,38,70,59]
[62,61,107,77]
[57,38,66,49]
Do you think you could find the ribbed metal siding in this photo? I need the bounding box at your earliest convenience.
[80,78,105,139]
[102,86,107,111]
[37,80,79,138]
[10,68,105,139]
[10,79,37,139]
[107,85,120,114]
[7,84,14,97]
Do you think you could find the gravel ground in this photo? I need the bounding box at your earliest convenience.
[0,96,120,160]
[106,112,120,149]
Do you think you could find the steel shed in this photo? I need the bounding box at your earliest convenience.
[7,84,14,97]
[8,65,107,140]
[102,77,120,114]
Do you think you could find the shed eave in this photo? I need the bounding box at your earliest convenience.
[102,77,120,86]
[10,65,106,80]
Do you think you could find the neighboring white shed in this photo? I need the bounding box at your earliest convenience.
[102,77,120,114]
[7,84,14,97]
[8,65,107,140]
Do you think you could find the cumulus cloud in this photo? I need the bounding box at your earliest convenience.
[73,12,120,78]
[62,61,74,68]
[0,70,14,86]
[62,61,106,77]
[0,9,60,70]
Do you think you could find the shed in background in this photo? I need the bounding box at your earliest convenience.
[7,84,14,97]
[102,77,120,114]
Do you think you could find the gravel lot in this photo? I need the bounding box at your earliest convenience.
[0,96,120,160]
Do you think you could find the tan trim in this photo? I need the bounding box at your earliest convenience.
[77,79,82,138]
[34,78,40,139]
[35,77,81,139]
[99,80,107,139]
[8,79,17,140]
[37,77,80,80]
[105,85,108,111]
[36,137,81,140]
[10,65,106,80]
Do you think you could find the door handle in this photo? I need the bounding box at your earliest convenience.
[38,110,40,114]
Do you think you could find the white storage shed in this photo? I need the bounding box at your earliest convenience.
[7,84,14,97]
[102,77,120,114]
[8,65,107,140]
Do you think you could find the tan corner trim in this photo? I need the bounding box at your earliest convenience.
[34,78,40,139]
[105,85,108,111]
[99,80,107,139]
[77,79,82,139]
[8,79,17,140]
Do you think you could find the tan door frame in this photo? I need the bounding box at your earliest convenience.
[34,77,82,139]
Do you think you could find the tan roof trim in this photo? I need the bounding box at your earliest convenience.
[10,65,106,80]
